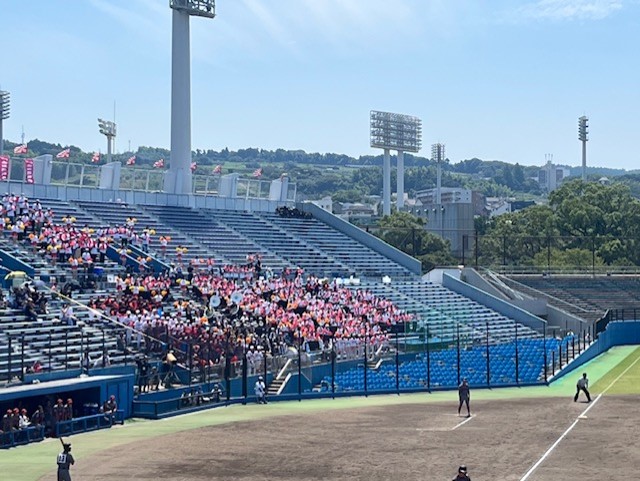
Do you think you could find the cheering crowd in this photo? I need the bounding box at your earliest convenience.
[85,263,412,379]
[1,195,412,391]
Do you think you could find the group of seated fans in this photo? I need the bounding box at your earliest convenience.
[83,257,412,383]
[0,197,412,396]
[275,205,311,219]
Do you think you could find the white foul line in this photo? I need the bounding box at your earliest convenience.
[519,352,640,481]
[451,414,475,431]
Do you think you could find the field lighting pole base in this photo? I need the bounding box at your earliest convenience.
[383,149,391,216]
[166,8,193,195]
[396,150,404,210]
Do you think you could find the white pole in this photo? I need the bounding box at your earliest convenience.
[383,148,391,216]
[168,9,193,195]
[436,159,442,205]
[396,150,404,209]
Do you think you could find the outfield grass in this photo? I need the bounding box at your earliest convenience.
[590,345,640,395]
[2,345,638,481]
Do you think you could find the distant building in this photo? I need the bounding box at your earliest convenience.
[487,198,536,217]
[311,196,332,212]
[410,188,482,256]
[539,161,570,192]
[414,188,485,216]
[334,202,376,222]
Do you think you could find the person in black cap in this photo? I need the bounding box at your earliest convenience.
[57,442,75,481]
[453,465,471,481]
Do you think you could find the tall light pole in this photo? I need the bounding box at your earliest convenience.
[370,111,422,215]
[98,118,117,164]
[0,90,10,156]
[578,116,589,181]
[167,0,216,195]
[431,143,445,204]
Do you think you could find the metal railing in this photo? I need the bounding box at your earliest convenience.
[5,157,297,202]
[131,325,593,418]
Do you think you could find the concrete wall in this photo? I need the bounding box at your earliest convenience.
[442,272,546,332]
[553,321,640,381]
[0,180,292,213]
[301,202,422,276]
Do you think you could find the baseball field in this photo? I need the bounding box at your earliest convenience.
[3,345,639,481]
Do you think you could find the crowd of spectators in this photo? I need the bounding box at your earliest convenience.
[275,206,311,219]
[0,194,411,396]
[86,263,412,388]
[7,281,49,321]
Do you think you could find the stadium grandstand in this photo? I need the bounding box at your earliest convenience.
[0,183,593,448]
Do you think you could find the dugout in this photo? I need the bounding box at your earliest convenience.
[0,372,135,421]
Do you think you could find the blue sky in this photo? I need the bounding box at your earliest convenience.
[1,0,639,169]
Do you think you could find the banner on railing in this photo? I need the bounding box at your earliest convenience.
[24,158,35,184]
[0,155,9,181]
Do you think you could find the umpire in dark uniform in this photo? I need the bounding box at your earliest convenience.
[458,378,471,417]
[453,465,471,481]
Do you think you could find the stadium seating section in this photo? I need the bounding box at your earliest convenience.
[503,275,640,321]
[0,197,567,393]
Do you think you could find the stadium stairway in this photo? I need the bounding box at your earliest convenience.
[74,201,218,267]
[357,280,539,345]
[35,198,125,277]
[142,205,292,271]
[204,209,354,277]
[259,212,415,279]
[0,237,56,280]
[393,280,540,343]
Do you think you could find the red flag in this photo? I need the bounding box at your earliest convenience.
[24,158,35,184]
[92,152,101,163]
[13,144,28,155]
[252,167,262,178]
[213,164,222,174]
[190,161,197,172]
[56,148,71,159]
[127,155,136,165]
[0,155,9,181]
[153,158,164,169]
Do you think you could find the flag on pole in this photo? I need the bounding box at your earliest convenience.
[127,155,136,165]
[24,158,35,184]
[213,164,222,174]
[0,155,9,181]
[13,144,28,155]
[190,161,197,172]
[252,167,262,178]
[91,152,101,163]
[153,158,164,169]
[56,148,71,159]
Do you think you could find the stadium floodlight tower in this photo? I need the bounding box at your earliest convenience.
[166,0,216,195]
[0,90,9,156]
[578,116,589,181]
[370,111,422,215]
[98,118,117,163]
[431,143,445,204]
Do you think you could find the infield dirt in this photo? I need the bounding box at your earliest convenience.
[48,395,639,481]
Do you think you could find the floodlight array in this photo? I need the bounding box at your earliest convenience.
[578,116,589,142]
[431,143,445,163]
[0,91,9,121]
[370,110,422,153]
[170,0,216,18]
